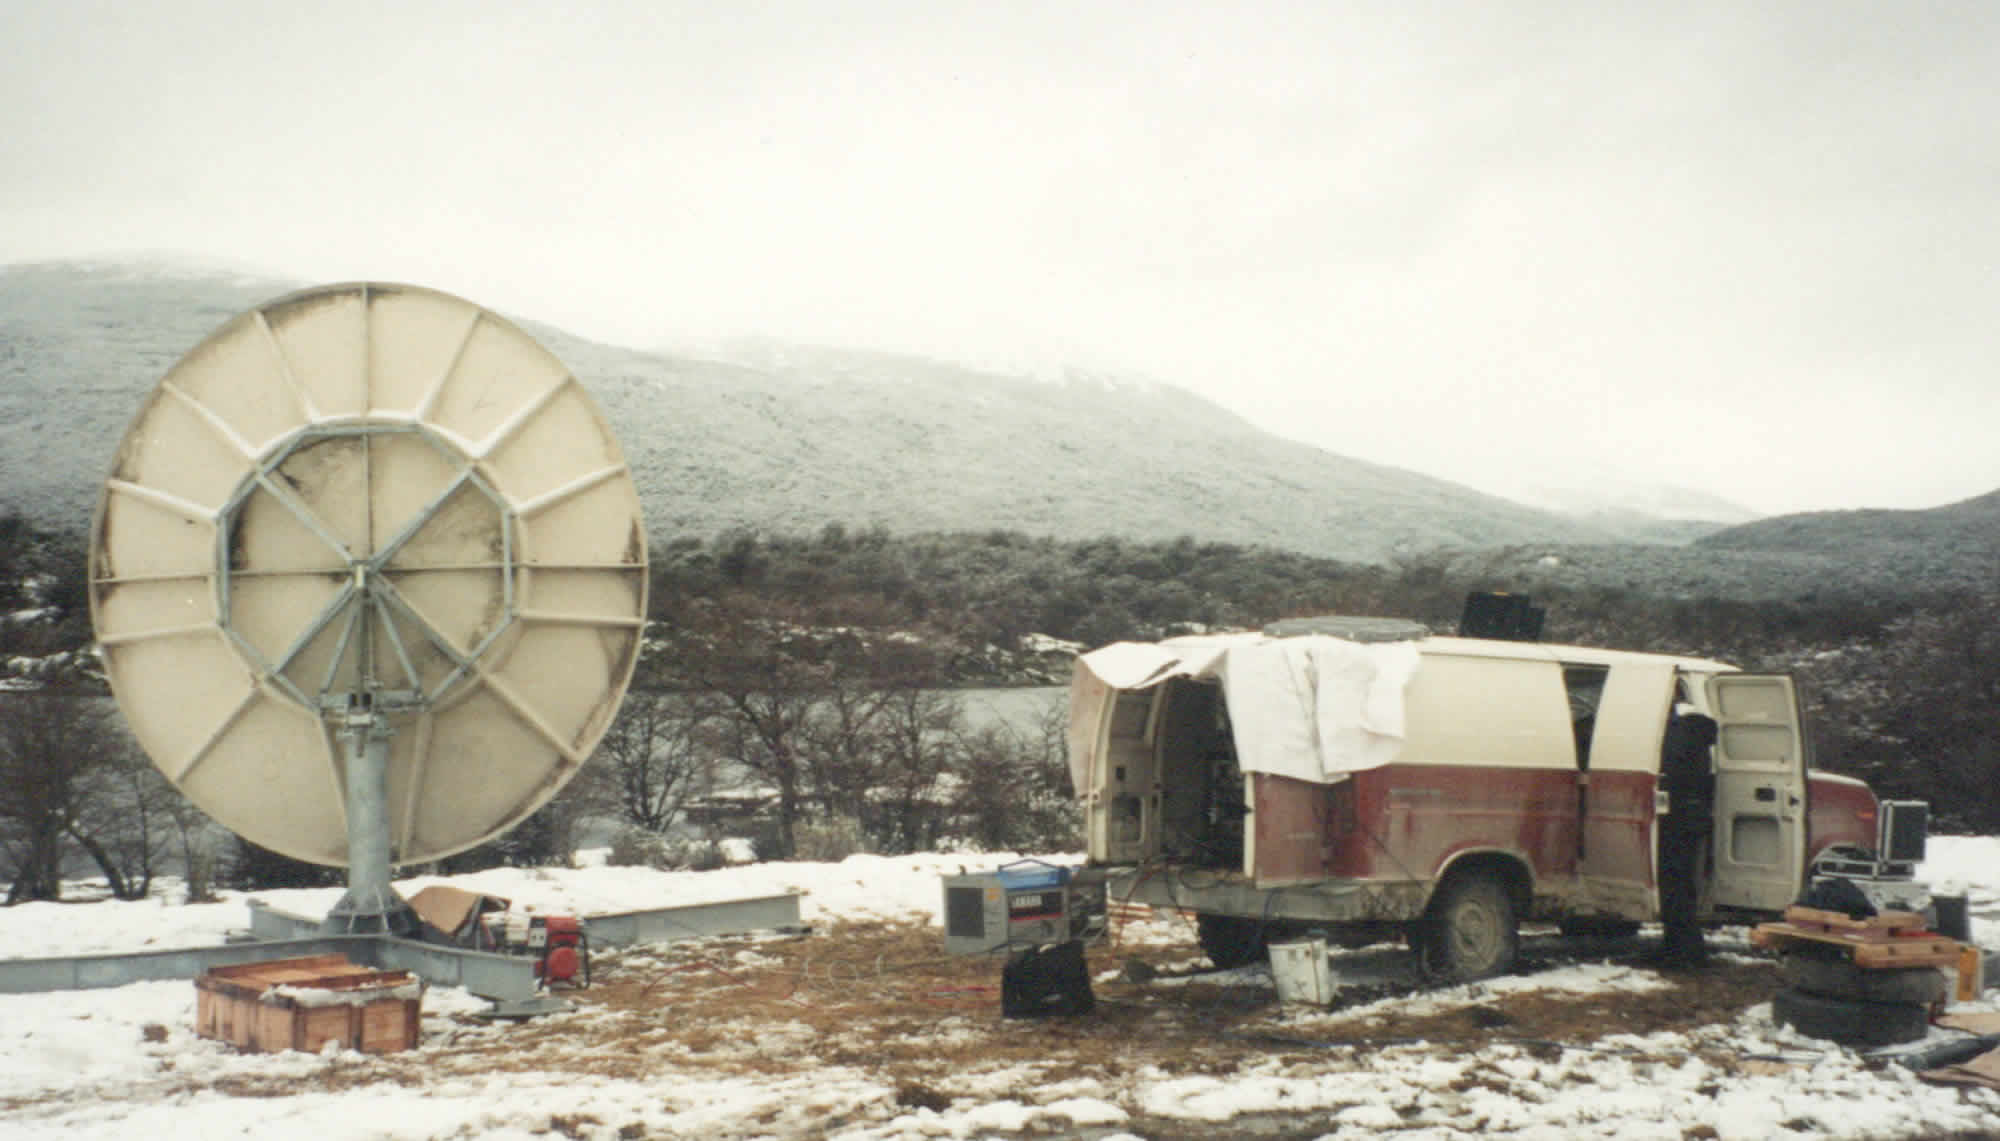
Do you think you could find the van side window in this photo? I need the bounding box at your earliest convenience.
[1562,665,1610,769]
[1108,691,1153,744]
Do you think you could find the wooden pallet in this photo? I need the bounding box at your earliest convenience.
[1751,906,1963,968]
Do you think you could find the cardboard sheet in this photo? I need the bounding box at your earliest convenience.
[407,884,509,938]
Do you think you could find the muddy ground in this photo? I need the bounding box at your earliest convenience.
[162,916,1824,1139]
[575,919,1778,1071]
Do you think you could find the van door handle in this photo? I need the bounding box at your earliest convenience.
[1754,787,1777,802]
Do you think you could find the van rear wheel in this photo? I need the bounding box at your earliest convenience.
[1196,914,1268,970]
[1416,872,1518,983]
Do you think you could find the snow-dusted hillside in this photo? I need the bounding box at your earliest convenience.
[0,259,1620,564]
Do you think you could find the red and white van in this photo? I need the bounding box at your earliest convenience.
[1066,617,1905,979]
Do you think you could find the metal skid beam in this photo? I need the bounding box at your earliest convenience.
[2,894,807,1001]
[0,936,379,995]
[0,929,544,1003]
[585,893,805,949]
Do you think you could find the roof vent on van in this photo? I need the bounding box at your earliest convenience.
[1262,616,1429,643]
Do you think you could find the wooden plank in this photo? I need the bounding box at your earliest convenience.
[1752,923,1845,952]
[1754,922,1963,968]
[1850,939,1965,968]
[203,953,356,981]
[1780,906,1928,934]
[196,953,394,1001]
[290,969,413,993]
[360,998,415,1053]
[299,1005,353,1053]
[1957,946,1987,1003]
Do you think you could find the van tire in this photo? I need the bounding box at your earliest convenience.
[1196,914,1267,970]
[1771,986,1931,1047]
[1779,950,1948,1006]
[1416,871,1518,982]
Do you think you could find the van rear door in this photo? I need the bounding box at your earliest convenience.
[1706,674,1808,912]
[1080,685,1159,865]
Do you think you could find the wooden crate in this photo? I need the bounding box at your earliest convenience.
[195,954,422,1054]
[1751,905,1963,969]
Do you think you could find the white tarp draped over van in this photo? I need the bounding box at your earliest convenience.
[1071,633,1423,787]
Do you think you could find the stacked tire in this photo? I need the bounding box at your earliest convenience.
[1772,946,1944,1048]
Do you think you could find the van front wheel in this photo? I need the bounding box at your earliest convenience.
[1416,872,1518,983]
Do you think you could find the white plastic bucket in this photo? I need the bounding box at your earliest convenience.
[1268,938,1335,1005]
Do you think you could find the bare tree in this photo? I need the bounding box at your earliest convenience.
[67,737,175,901]
[684,600,834,860]
[161,793,224,903]
[710,679,823,860]
[0,691,121,902]
[790,635,967,855]
[594,690,717,833]
[862,685,962,854]
[951,699,1079,852]
[798,678,893,829]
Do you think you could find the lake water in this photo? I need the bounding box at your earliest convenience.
[952,685,1066,734]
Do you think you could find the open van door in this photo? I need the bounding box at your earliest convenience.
[1079,684,1159,865]
[1706,675,1808,912]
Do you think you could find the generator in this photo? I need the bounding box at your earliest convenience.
[941,861,1106,1018]
[529,915,590,988]
[484,912,592,989]
[941,861,1106,956]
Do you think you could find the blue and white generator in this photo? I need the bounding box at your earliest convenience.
[940,861,1106,956]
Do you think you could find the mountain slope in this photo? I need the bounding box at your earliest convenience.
[1700,488,2000,555]
[0,260,1613,564]
[1436,487,2000,602]
[1684,489,2000,594]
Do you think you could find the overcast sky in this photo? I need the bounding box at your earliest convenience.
[5,1,1996,516]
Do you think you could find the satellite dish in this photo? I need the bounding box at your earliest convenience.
[89,283,647,927]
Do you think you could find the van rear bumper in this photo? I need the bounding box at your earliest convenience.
[1101,865,1427,924]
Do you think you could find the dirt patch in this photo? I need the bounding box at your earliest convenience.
[137,921,1789,1120]
[492,921,1775,1080]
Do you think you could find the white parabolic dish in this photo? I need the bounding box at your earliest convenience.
[88,283,649,866]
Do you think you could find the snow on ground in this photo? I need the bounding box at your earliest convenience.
[0,850,1006,961]
[1,841,1998,1139]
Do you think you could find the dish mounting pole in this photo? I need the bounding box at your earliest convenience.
[321,694,418,934]
[321,560,425,935]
